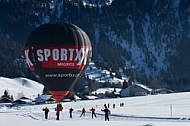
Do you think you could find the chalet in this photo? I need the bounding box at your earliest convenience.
[13,99,27,105]
[74,95,81,101]
[92,88,121,99]
[62,95,81,102]
[155,88,173,94]
[0,97,13,107]
[120,84,152,97]
[44,97,55,104]
[12,96,33,105]
[0,97,12,107]
[81,95,98,100]
[0,97,12,103]
[35,95,55,104]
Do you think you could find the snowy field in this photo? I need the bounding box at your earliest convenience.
[1,92,190,126]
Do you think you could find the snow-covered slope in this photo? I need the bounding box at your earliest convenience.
[0,77,44,100]
[0,62,126,101]
[85,62,126,83]
[0,73,190,125]
[0,91,190,126]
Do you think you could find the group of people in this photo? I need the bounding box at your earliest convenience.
[76,106,111,121]
[79,107,97,118]
[42,103,63,120]
[42,103,111,121]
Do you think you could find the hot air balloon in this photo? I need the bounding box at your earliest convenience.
[25,22,92,102]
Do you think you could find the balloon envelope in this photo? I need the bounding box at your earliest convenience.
[25,22,92,102]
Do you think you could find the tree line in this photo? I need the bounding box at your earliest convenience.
[0,32,34,79]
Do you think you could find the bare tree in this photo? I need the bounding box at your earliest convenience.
[149,76,161,94]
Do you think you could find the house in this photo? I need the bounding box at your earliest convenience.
[0,97,12,103]
[35,95,55,104]
[155,88,173,94]
[19,96,33,102]
[81,95,98,100]
[12,96,33,105]
[92,88,121,99]
[62,94,81,102]
[74,95,81,101]
[44,97,56,104]
[0,97,13,107]
[120,84,152,97]
[13,99,27,105]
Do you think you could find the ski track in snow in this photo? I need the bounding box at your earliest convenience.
[1,91,190,126]
[4,106,189,124]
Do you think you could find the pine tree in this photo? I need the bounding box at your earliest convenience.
[2,89,11,99]
[122,80,128,89]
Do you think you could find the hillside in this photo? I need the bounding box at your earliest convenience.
[0,61,125,100]
[0,77,44,100]
[85,62,126,83]
[0,0,190,91]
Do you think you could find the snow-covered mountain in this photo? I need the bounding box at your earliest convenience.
[0,77,44,100]
[0,0,190,91]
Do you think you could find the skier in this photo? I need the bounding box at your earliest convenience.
[80,107,86,117]
[42,107,49,119]
[90,107,97,118]
[69,107,74,118]
[55,103,63,120]
[104,104,107,108]
[113,104,115,108]
[101,106,111,121]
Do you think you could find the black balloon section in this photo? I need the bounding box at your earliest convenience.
[25,22,92,102]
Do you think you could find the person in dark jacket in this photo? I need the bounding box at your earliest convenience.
[69,107,74,118]
[42,107,49,119]
[90,107,97,118]
[80,107,86,117]
[101,107,111,121]
[55,103,63,120]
